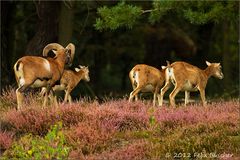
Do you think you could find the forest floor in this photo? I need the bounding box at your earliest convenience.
[0,88,239,159]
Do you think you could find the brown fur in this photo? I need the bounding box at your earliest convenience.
[13,43,74,109]
[52,66,90,103]
[129,64,166,106]
[159,61,224,107]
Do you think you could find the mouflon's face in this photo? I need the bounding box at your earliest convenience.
[206,61,224,79]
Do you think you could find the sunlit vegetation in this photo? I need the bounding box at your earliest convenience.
[0,88,239,159]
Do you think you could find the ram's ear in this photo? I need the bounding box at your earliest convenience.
[51,50,58,59]
[161,66,166,69]
[52,50,57,54]
[75,68,80,72]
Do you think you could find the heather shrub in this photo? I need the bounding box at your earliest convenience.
[0,131,14,151]
[2,107,54,135]
[154,101,239,133]
[66,121,114,155]
[0,98,239,159]
[90,100,150,131]
[99,112,149,131]
[66,100,150,157]
[0,86,17,111]
[55,104,87,127]
[2,122,70,159]
[0,86,45,111]
[2,104,87,135]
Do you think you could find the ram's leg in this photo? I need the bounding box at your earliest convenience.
[184,91,190,106]
[64,91,68,102]
[40,87,46,97]
[49,89,58,107]
[153,86,160,106]
[159,81,171,106]
[134,94,139,101]
[169,84,182,107]
[64,88,72,103]
[199,88,207,106]
[16,88,24,110]
[16,80,32,110]
[153,92,156,106]
[43,88,49,107]
[40,87,54,105]
[43,82,54,107]
[68,95,72,104]
[129,86,142,102]
[130,84,138,101]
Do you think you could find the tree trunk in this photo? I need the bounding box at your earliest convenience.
[222,21,232,91]
[1,1,16,88]
[58,1,74,46]
[25,1,60,56]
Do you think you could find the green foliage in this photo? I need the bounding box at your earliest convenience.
[148,107,158,131]
[95,1,238,30]
[149,0,177,23]
[149,115,156,127]
[95,1,142,30]
[2,122,70,160]
[183,2,226,24]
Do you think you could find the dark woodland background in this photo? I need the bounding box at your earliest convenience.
[1,1,239,100]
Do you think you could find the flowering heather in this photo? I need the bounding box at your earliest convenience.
[0,86,17,111]
[154,101,239,129]
[0,89,239,160]
[0,87,53,111]
[89,100,150,131]
[66,121,114,155]
[0,131,14,150]
[2,104,88,135]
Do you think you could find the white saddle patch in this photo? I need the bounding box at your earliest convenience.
[43,59,51,72]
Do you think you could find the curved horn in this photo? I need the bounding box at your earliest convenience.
[42,43,64,57]
[65,43,75,63]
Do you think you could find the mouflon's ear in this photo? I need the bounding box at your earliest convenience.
[166,60,170,66]
[79,65,85,69]
[75,68,80,72]
[206,61,211,66]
